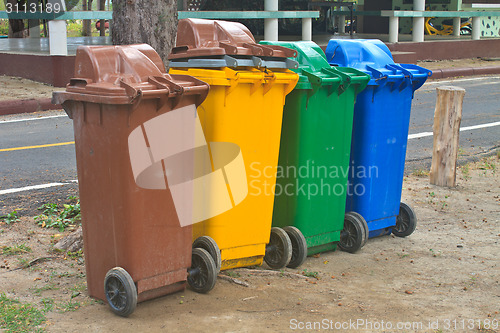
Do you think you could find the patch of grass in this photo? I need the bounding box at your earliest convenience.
[302,269,319,279]
[0,293,46,333]
[17,257,31,268]
[35,197,81,232]
[225,270,240,278]
[461,164,471,180]
[1,210,20,225]
[69,282,86,295]
[1,244,32,256]
[57,300,81,312]
[429,249,441,257]
[428,191,436,204]
[412,168,429,177]
[30,284,60,297]
[0,20,7,36]
[39,298,54,313]
[478,159,496,173]
[67,249,83,259]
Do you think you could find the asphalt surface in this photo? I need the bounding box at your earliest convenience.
[0,76,499,216]
[407,75,500,170]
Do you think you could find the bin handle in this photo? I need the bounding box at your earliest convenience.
[262,70,277,95]
[218,42,238,55]
[168,74,210,106]
[398,64,432,92]
[150,75,210,108]
[265,44,298,58]
[386,64,411,91]
[242,43,267,56]
[321,67,352,95]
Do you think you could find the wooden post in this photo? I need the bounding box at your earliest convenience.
[429,86,466,187]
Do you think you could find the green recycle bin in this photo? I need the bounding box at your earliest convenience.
[260,41,370,268]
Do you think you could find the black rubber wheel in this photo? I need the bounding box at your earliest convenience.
[346,211,369,246]
[188,248,217,294]
[193,236,221,273]
[393,202,417,237]
[283,226,308,269]
[104,267,137,317]
[338,212,367,253]
[264,227,292,269]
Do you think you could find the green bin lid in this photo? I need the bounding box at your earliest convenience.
[259,41,369,93]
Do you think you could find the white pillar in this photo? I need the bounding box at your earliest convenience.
[413,17,425,42]
[414,0,425,11]
[389,16,399,43]
[339,14,346,34]
[264,0,278,41]
[302,18,312,41]
[48,0,67,55]
[472,16,481,40]
[48,20,68,55]
[412,0,425,42]
[453,17,461,36]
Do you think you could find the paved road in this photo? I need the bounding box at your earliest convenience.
[0,76,499,215]
[407,76,500,170]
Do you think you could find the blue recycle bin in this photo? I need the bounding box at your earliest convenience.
[325,39,432,239]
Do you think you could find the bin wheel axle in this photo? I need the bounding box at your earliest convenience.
[193,236,221,273]
[393,202,417,237]
[283,226,308,269]
[264,227,292,269]
[187,248,217,294]
[104,267,137,317]
[338,212,368,253]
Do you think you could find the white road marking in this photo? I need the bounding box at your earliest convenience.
[408,121,500,140]
[0,115,67,124]
[1,120,498,195]
[0,180,78,196]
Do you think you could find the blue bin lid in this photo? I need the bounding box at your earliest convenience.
[325,39,432,91]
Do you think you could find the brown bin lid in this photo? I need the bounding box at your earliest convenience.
[168,18,297,60]
[53,44,209,107]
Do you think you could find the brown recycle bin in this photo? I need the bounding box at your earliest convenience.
[52,44,217,317]
[169,18,298,60]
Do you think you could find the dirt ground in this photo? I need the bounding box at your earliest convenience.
[418,57,500,71]
[0,154,498,332]
[0,76,64,101]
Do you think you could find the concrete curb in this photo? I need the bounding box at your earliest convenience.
[429,66,500,80]
[1,66,500,116]
[0,98,61,116]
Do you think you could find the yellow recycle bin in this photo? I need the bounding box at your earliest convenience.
[170,66,298,270]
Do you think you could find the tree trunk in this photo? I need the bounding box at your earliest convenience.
[429,86,466,187]
[82,0,92,37]
[99,0,106,36]
[112,0,178,66]
[7,0,26,38]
